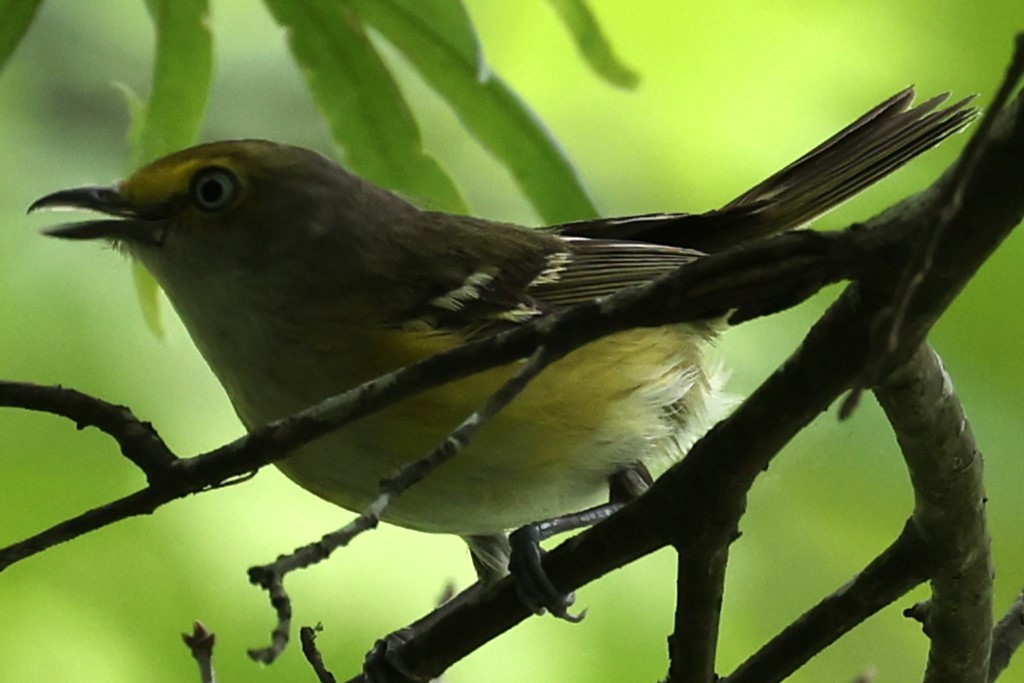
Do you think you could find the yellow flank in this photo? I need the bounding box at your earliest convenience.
[268,320,718,534]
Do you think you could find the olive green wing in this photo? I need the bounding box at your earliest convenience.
[399,236,702,339]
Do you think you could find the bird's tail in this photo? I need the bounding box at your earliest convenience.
[555,88,978,251]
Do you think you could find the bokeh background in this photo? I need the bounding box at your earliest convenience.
[1,1,1022,681]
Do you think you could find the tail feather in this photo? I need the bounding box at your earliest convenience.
[554,88,978,251]
[734,89,977,229]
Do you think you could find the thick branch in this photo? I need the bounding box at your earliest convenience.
[876,345,992,683]
[346,64,1024,681]
[668,540,731,683]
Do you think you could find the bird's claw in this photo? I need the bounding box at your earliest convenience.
[509,525,585,622]
[363,628,425,683]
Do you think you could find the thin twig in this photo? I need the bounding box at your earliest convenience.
[301,625,338,683]
[247,346,561,664]
[990,592,1024,680]
[182,622,217,683]
[0,486,177,571]
[380,344,565,496]
[0,381,176,479]
[946,33,1024,199]
[725,522,932,683]
[243,484,394,664]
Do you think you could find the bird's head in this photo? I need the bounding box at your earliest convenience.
[29,140,408,282]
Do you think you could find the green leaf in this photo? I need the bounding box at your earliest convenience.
[261,0,466,212]
[131,261,164,337]
[546,0,639,89]
[127,0,213,334]
[114,81,146,166]
[132,0,213,167]
[0,0,42,74]
[352,0,599,223]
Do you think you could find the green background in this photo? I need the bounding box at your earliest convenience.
[1,1,1022,681]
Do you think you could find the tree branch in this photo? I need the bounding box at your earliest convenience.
[0,382,176,479]
[668,538,731,683]
[341,47,1024,681]
[301,625,339,683]
[877,345,992,683]
[991,592,1024,680]
[725,522,933,683]
[182,622,217,683]
[0,228,854,572]
[246,345,564,664]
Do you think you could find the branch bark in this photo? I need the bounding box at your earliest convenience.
[877,346,992,683]
[344,44,1024,682]
[725,522,933,683]
[991,592,1024,680]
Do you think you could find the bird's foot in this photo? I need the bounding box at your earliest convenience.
[509,524,585,622]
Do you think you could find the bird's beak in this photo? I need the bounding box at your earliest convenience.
[29,186,170,246]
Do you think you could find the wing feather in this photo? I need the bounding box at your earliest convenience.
[401,235,702,339]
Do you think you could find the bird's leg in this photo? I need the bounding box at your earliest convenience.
[464,532,513,583]
[363,466,652,679]
[509,462,654,620]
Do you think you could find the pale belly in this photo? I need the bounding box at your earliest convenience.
[217,324,722,535]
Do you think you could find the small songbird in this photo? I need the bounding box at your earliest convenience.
[31,88,975,594]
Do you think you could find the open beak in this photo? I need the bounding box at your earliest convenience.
[29,186,169,246]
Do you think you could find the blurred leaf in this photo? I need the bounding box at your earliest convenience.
[132,0,213,167]
[262,0,466,212]
[364,0,481,69]
[131,261,164,336]
[114,81,146,164]
[546,0,639,89]
[0,0,42,73]
[352,0,599,222]
[125,0,213,334]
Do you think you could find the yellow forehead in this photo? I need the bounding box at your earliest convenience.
[119,153,238,206]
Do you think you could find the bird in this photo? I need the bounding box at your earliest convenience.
[30,88,975,610]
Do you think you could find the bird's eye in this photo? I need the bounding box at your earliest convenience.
[189,167,239,212]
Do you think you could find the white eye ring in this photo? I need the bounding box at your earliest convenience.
[190,167,239,212]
